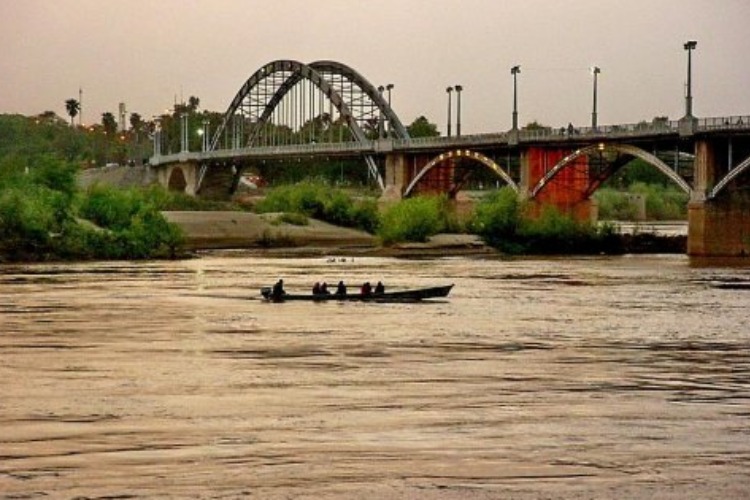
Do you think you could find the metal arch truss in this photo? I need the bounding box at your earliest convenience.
[403,149,518,198]
[529,143,693,199]
[707,154,750,200]
[201,59,410,192]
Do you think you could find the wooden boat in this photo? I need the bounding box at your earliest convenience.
[260,284,454,303]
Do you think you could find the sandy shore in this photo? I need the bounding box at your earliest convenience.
[163,211,495,257]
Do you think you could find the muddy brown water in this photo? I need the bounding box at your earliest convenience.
[1,253,749,499]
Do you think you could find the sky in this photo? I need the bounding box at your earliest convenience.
[1,0,749,134]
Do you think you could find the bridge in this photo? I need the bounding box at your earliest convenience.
[148,59,750,257]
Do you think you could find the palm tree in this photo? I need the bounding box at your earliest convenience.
[65,98,80,127]
[101,112,117,136]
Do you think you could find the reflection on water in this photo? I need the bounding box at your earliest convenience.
[1,254,749,499]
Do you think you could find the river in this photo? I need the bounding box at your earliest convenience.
[1,253,749,499]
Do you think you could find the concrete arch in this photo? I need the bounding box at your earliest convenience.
[403,149,518,198]
[708,154,750,200]
[530,143,693,198]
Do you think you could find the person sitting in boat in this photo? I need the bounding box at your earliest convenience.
[312,282,321,295]
[335,281,347,295]
[320,282,330,294]
[361,281,372,296]
[374,281,385,294]
[272,279,285,299]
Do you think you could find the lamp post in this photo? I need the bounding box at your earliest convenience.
[180,113,188,153]
[455,85,463,137]
[377,85,385,138]
[446,86,454,137]
[591,66,601,129]
[511,65,520,130]
[683,40,697,118]
[386,83,394,135]
[201,119,210,152]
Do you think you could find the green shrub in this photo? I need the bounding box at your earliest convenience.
[377,195,449,244]
[630,182,688,220]
[255,180,379,233]
[595,188,640,220]
[469,188,522,248]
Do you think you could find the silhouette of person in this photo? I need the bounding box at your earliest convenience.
[374,281,385,294]
[335,281,347,295]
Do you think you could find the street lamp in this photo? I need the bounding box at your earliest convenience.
[591,66,601,129]
[446,86,454,137]
[511,65,521,130]
[386,83,394,135]
[454,85,463,137]
[377,85,385,138]
[683,40,697,117]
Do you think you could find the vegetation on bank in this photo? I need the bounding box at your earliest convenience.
[595,184,688,220]
[254,180,380,233]
[376,188,621,254]
[0,156,183,262]
[377,195,458,244]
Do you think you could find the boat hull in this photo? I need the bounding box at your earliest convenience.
[260,284,453,303]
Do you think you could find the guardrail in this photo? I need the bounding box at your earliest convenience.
[151,115,750,165]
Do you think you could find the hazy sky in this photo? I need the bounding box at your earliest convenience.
[2,0,749,134]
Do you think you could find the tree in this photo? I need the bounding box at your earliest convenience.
[522,120,550,131]
[187,96,200,112]
[65,99,80,126]
[129,113,144,133]
[101,112,117,136]
[407,116,439,138]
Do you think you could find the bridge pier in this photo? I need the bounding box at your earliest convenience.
[688,138,750,256]
[381,153,408,201]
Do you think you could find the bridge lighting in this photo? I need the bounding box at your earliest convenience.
[511,66,521,131]
[377,85,385,138]
[446,86,454,137]
[591,66,601,129]
[455,85,463,137]
[683,40,697,118]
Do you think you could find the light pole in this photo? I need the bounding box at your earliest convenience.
[591,66,601,129]
[455,85,463,137]
[511,65,521,130]
[386,83,394,136]
[683,40,697,117]
[446,86,454,137]
[378,85,385,138]
[201,118,210,152]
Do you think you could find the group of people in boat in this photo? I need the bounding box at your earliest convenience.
[312,280,385,296]
[269,278,385,299]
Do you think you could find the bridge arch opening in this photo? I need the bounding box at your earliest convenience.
[530,143,693,199]
[708,154,750,200]
[167,166,188,193]
[403,149,518,198]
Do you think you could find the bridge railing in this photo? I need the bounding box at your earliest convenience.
[151,115,750,165]
[392,133,508,150]
[697,115,750,131]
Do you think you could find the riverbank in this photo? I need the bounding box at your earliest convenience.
[162,211,495,257]
[164,211,686,257]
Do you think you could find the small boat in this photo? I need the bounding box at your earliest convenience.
[260,284,454,303]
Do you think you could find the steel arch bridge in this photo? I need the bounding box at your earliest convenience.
[199,59,409,192]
